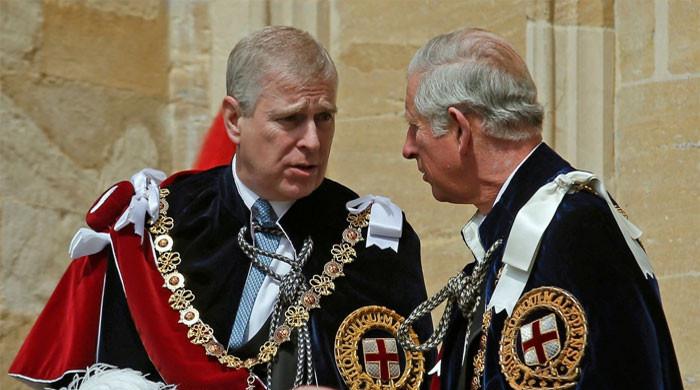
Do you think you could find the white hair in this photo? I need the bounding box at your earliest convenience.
[408,28,543,140]
[226,26,337,116]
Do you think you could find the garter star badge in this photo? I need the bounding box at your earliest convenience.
[499,287,587,389]
[335,306,424,389]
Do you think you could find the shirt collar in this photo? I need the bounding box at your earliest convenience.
[461,212,486,262]
[232,156,294,221]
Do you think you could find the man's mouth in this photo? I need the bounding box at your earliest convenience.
[288,163,318,176]
[416,163,428,181]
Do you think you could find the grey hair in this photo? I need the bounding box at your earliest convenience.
[408,28,543,140]
[226,26,337,116]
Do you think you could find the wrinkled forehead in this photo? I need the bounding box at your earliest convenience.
[259,73,337,111]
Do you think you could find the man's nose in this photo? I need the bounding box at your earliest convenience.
[298,120,321,151]
[402,129,416,159]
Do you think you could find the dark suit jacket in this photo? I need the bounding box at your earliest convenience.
[98,165,434,387]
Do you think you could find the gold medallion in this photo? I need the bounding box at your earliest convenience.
[334,305,425,389]
[499,286,587,389]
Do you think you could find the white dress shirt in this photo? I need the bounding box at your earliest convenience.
[232,156,296,342]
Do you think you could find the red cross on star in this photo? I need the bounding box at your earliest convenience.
[363,338,400,381]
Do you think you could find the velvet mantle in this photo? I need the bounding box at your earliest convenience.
[436,144,682,390]
[10,166,434,389]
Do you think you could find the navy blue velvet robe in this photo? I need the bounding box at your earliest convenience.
[99,165,434,387]
[439,144,682,389]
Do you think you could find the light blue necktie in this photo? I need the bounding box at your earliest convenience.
[228,198,281,350]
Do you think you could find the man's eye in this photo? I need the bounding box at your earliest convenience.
[279,114,302,123]
[315,112,333,122]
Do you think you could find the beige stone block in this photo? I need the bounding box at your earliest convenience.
[207,0,268,116]
[0,92,98,213]
[330,0,432,120]
[171,67,209,106]
[552,26,615,183]
[270,0,331,48]
[331,0,433,48]
[616,0,655,83]
[553,0,578,24]
[687,378,700,390]
[336,62,412,120]
[616,79,700,277]
[333,0,528,119]
[658,276,700,386]
[668,0,700,74]
[423,0,527,54]
[41,0,168,97]
[554,0,613,27]
[526,0,553,22]
[168,1,211,67]
[330,115,473,222]
[166,101,210,171]
[340,42,420,74]
[167,1,213,169]
[0,200,80,315]
[526,20,555,145]
[329,115,474,296]
[1,76,166,170]
[52,0,161,20]
[98,124,160,188]
[332,0,527,54]
[335,41,417,119]
[1,310,37,390]
[0,0,42,73]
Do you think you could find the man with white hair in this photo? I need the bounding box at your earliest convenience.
[11,26,432,389]
[398,28,682,389]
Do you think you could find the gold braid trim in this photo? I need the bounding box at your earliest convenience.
[471,264,505,389]
[470,308,493,390]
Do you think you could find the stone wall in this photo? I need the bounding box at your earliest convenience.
[1,0,697,388]
[615,0,699,385]
[1,1,171,388]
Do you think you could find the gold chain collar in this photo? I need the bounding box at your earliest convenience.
[148,187,371,370]
[471,265,505,390]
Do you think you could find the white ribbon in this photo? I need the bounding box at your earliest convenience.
[346,195,403,252]
[69,228,111,259]
[428,360,441,376]
[69,168,166,259]
[114,168,167,240]
[488,171,654,315]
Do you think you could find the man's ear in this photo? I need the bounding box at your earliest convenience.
[448,107,472,155]
[222,96,243,144]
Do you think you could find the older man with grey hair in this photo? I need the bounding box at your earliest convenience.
[398,27,682,389]
[10,26,433,390]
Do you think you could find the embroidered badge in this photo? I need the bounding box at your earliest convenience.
[334,306,424,389]
[499,287,587,389]
[362,338,401,381]
[520,313,560,366]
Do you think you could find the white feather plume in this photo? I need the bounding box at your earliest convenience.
[60,363,176,390]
